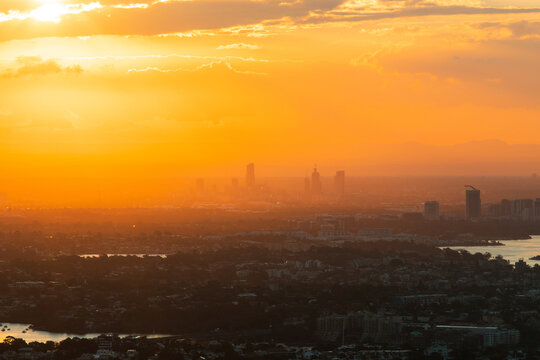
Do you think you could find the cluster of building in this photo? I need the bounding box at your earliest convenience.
[317,311,519,352]
[0,336,417,360]
[0,236,538,359]
[195,163,348,201]
[304,167,346,199]
[486,198,540,221]
[202,227,437,245]
[423,185,540,221]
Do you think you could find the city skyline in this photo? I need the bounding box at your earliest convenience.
[2,0,540,355]
[2,1,540,207]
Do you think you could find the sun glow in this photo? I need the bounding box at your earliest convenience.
[27,1,102,23]
[31,4,66,22]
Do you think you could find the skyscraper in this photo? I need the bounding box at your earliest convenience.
[334,170,345,199]
[535,198,540,221]
[501,199,512,217]
[311,167,322,196]
[465,186,481,219]
[488,203,502,217]
[512,199,534,221]
[246,163,255,188]
[424,201,440,220]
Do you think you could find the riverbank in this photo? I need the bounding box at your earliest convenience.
[443,235,540,265]
[0,322,173,343]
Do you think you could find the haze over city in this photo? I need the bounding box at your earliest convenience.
[3,0,540,359]
[3,0,540,206]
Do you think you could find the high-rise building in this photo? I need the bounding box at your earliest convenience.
[512,199,534,221]
[311,167,322,196]
[334,170,345,199]
[488,203,502,217]
[424,201,440,220]
[501,199,512,217]
[246,163,255,188]
[465,187,481,219]
[535,198,540,221]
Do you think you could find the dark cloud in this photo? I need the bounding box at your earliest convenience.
[301,6,540,25]
[1,0,540,42]
[0,0,345,41]
[504,20,540,37]
[475,20,540,38]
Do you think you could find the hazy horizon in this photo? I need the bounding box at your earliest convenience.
[2,1,540,354]
[3,0,540,206]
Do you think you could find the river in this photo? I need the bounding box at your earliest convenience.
[0,322,171,343]
[79,254,168,258]
[443,235,540,266]
[7,238,540,343]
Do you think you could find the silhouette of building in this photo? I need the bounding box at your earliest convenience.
[96,335,114,358]
[512,199,534,221]
[334,170,345,199]
[311,167,322,197]
[424,201,440,220]
[465,187,481,219]
[402,212,424,222]
[501,199,512,217]
[535,198,540,221]
[246,163,255,188]
[488,203,502,217]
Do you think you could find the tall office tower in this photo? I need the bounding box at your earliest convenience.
[311,167,322,196]
[488,204,502,217]
[231,178,239,191]
[334,170,345,199]
[465,186,481,219]
[424,201,440,220]
[535,198,540,221]
[246,163,255,188]
[501,199,512,217]
[512,199,534,221]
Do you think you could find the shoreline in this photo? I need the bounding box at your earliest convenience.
[439,235,533,247]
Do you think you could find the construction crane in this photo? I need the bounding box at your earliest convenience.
[464,185,478,191]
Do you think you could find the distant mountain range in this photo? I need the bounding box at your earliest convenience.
[350,140,540,176]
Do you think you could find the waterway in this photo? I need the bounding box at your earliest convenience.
[79,254,168,258]
[0,322,170,343]
[444,235,540,266]
[8,238,540,343]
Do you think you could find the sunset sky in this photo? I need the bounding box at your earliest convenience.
[2,0,540,204]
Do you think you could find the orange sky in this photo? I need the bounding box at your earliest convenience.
[1,0,540,205]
